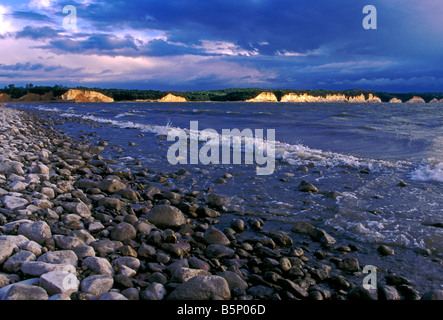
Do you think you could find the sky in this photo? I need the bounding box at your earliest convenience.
[0,0,442,92]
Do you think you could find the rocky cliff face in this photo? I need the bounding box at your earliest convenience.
[157,94,187,102]
[407,96,426,103]
[246,92,278,102]
[280,93,348,103]
[366,94,382,103]
[389,98,402,103]
[347,94,366,103]
[18,93,44,102]
[0,93,11,102]
[60,89,114,103]
[280,93,313,102]
[280,93,381,103]
[326,94,348,102]
[17,91,55,102]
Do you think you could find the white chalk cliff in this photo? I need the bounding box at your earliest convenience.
[406,96,426,103]
[389,98,402,103]
[60,89,114,103]
[246,92,278,102]
[157,94,187,102]
[277,93,381,103]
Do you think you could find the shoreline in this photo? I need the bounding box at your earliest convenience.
[0,104,442,300]
[2,99,443,104]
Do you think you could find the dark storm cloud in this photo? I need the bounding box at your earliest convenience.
[11,10,53,22]
[16,26,60,40]
[140,39,207,57]
[3,0,443,91]
[43,35,209,57]
[47,33,139,54]
[76,0,365,55]
[0,62,44,71]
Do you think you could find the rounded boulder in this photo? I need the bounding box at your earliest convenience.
[146,205,186,228]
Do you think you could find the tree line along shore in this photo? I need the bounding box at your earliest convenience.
[1,85,443,104]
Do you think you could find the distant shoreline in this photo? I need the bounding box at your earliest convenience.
[1,86,443,104]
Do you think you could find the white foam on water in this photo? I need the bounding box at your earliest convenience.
[35,106,62,112]
[410,158,443,183]
[59,111,411,172]
[115,111,138,118]
[60,113,172,136]
[276,141,411,172]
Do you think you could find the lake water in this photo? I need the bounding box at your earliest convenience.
[9,101,443,257]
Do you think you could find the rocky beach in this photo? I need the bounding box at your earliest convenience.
[0,103,442,301]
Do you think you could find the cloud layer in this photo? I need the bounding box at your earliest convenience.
[0,0,442,91]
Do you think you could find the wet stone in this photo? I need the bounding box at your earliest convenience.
[385,273,412,286]
[97,178,126,194]
[398,285,421,300]
[188,257,211,272]
[171,267,211,283]
[277,278,309,299]
[73,245,96,259]
[141,283,167,300]
[147,272,168,285]
[166,258,189,274]
[422,290,443,300]
[3,251,36,273]
[0,240,17,265]
[338,258,360,273]
[348,285,378,300]
[91,240,124,257]
[205,244,235,259]
[80,275,114,299]
[121,288,140,300]
[2,196,29,211]
[328,275,350,291]
[39,270,80,296]
[309,290,323,300]
[38,250,78,267]
[378,285,401,300]
[230,219,245,232]
[17,221,52,245]
[146,205,187,228]
[256,246,281,259]
[206,194,230,209]
[247,285,275,299]
[21,261,76,277]
[110,222,137,242]
[298,180,318,193]
[167,275,230,300]
[137,243,156,258]
[97,197,123,211]
[279,258,292,272]
[248,218,263,231]
[82,256,114,276]
[377,245,395,256]
[61,202,91,218]
[99,292,129,300]
[3,284,48,301]
[196,206,220,218]
[54,235,86,250]
[203,228,230,246]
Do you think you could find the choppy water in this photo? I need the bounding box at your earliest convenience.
[9,102,443,256]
